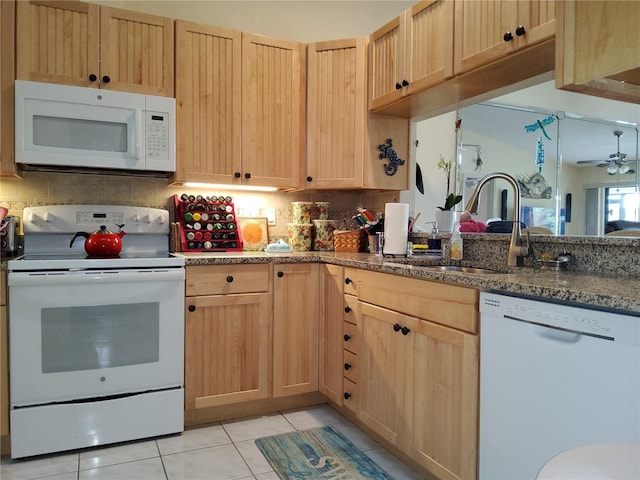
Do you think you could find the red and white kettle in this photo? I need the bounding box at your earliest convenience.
[70,224,126,257]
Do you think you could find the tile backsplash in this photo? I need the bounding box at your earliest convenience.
[0,171,400,240]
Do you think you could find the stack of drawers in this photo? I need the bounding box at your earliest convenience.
[342,273,360,412]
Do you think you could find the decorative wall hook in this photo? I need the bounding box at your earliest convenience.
[378,138,405,176]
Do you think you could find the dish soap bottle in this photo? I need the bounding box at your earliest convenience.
[450,223,463,260]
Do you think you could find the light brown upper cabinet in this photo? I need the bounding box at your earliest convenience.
[369,0,454,111]
[453,0,556,75]
[307,38,410,190]
[240,33,304,189]
[174,22,242,185]
[16,0,174,96]
[556,0,640,104]
[0,0,18,179]
[174,25,304,189]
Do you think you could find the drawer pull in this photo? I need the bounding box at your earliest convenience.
[277,271,284,278]
[343,392,351,400]
[226,275,234,283]
[401,326,411,336]
[344,363,352,371]
[188,305,196,312]
[344,277,352,285]
[344,334,351,341]
[344,306,352,313]
[515,25,526,36]
[393,323,401,332]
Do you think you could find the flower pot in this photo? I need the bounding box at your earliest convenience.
[435,210,457,233]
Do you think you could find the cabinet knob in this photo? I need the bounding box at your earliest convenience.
[515,25,526,36]
[102,75,111,84]
[343,392,351,400]
[344,277,352,285]
[344,334,351,341]
[277,271,284,278]
[344,306,352,314]
[395,82,402,90]
[503,31,514,42]
[234,172,241,178]
[244,172,251,179]
[344,363,352,370]
[226,275,234,283]
[306,176,313,182]
[393,323,401,332]
[88,73,98,82]
[188,305,196,312]
[401,79,409,87]
[401,326,411,335]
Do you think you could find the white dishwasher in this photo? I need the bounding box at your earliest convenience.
[479,292,640,480]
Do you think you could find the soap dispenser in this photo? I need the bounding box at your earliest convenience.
[450,223,463,260]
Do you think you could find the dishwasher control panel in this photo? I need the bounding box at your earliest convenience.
[480,292,640,346]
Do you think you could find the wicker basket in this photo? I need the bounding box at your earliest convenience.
[333,229,367,252]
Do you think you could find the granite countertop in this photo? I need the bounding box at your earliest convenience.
[175,251,640,315]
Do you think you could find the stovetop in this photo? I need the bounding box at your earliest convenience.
[8,252,184,271]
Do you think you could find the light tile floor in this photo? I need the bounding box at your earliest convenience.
[1,404,425,480]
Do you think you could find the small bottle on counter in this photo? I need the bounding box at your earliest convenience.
[450,223,463,260]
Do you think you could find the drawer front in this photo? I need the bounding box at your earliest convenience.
[186,264,269,296]
[342,378,360,413]
[343,321,360,355]
[343,294,358,325]
[343,268,358,296]
[343,350,359,383]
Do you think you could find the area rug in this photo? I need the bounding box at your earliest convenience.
[255,425,394,479]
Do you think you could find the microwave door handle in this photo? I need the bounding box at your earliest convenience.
[135,109,144,160]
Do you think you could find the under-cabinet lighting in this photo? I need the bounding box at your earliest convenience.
[183,182,278,192]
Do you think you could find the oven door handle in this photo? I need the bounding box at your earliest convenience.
[8,268,184,286]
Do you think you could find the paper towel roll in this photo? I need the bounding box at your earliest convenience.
[383,203,409,256]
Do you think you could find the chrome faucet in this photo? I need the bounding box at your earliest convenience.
[465,172,531,267]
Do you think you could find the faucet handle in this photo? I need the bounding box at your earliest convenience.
[522,230,533,257]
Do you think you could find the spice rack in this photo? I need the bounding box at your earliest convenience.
[173,194,243,252]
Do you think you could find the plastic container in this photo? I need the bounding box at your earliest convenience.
[450,223,463,260]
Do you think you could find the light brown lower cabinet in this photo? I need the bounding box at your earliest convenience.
[184,265,271,410]
[272,263,319,397]
[319,264,345,404]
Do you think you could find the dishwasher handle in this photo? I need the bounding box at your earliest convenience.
[504,314,614,342]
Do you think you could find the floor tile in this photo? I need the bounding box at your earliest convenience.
[79,440,159,470]
[234,439,273,476]
[364,447,424,480]
[0,452,79,480]
[332,422,381,451]
[79,456,166,480]
[162,443,252,480]
[255,472,280,480]
[281,404,346,430]
[156,423,231,455]
[221,414,295,443]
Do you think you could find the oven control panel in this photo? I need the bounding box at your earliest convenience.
[23,205,170,234]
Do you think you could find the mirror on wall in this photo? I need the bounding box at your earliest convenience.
[453,83,639,236]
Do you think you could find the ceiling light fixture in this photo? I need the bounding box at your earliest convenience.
[607,164,618,174]
[182,182,278,192]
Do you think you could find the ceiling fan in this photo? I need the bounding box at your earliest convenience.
[577,130,636,175]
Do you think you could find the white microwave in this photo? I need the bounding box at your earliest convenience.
[15,80,176,173]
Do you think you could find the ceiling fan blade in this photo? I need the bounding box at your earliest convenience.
[577,159,606,165]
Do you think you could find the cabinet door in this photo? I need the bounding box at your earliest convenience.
[99,6,174,96]
[241,33,303,189]
[184,293,270,410]
[1,0,18,178]
[1,271,7,436]
[358,302,406,446]
[16,0,100,87]
[306,38,366,189]
[319,264,344,404]
[368,14,406,110]
[405,0,454,95]
[272,263,319,397]
[453,0,519,74]
[174,21,242,184]
[405,318,479,480]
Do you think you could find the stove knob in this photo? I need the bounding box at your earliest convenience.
[43,211,53,222]
[26,212,38,223]
[154,216,165,225]
[142,215,152,224]
[132,213,142,222]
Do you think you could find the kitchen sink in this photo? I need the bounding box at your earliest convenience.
[423,265,501,274]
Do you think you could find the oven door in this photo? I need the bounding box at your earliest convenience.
[8,267,184,406]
